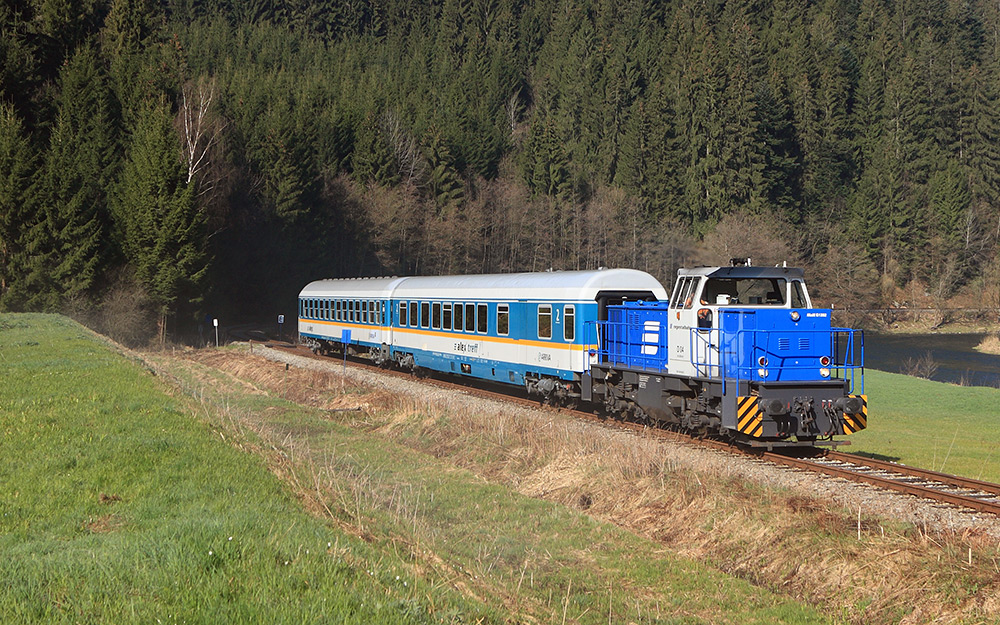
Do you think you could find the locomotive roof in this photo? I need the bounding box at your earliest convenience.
[300,269,668,301]
[677,265,805,280]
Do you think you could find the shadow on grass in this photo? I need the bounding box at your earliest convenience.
[849,451,902,463]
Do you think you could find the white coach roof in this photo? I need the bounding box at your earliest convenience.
[300,269,668,301]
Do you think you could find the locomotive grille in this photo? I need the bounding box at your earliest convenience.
[778,338,790,350]
[798,337,810,350]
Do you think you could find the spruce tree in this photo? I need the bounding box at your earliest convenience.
[0,103,34,309]
[110,96,207,342]
[39,42,118,301]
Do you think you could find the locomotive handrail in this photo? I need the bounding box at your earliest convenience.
[586,318,864,395]
[688,327,722,379]
[584,319,669,372]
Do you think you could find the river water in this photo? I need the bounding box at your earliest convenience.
[863,333,1000,388]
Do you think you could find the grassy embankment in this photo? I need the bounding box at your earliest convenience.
[847,369,1000,482]
[0,314,497,624]
[0,313,826,624]
[168,345,1000,624]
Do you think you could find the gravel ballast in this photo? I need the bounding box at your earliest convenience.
[253,344,1000,539]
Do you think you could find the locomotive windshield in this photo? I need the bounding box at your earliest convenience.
[703,277,795,306]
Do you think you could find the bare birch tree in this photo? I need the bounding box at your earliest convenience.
[178,76,225,190]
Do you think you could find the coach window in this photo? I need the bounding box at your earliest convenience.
[477,304,488,333]
[338,300,344,322]
[453,303,463,332]
[564,305,575,341]
[409,302,417,327]
[432,302,441,329]
[497,304,509,336]
[443,303,453,330]
[465,303,476,332]
[398,302,407,327]
[538,304,552,339]
[370,300,376,324]
[420,302,430,328]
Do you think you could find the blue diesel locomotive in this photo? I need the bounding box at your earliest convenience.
[298,262,866,448]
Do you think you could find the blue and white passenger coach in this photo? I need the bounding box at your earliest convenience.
[298,269,669,403]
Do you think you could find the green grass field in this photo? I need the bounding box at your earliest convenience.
[847,369,1000,482]
[0,314,495,624]
[0,314,829,623]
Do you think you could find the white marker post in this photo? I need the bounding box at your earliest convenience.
[213,318,219,347]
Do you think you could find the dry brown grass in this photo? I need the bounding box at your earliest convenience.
[173,348,1000,624]
[976,334,1000,355]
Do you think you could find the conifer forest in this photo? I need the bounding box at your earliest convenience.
[2,0,1000,342]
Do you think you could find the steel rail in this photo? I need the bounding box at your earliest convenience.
[763,452,1000,516]
[260,341,1000,516]
[824,450,1000,497]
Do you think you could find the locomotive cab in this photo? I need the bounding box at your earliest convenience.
[666,263,812,379]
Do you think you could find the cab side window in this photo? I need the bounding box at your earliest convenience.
[791,281,807,308]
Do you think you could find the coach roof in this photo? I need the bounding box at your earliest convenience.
[300,269,668,301]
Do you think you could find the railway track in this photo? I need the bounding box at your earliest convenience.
[259,340,1000,518]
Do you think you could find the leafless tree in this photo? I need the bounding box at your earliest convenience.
[698,211,802,268]
[381,110,426,187]
[178,76,225,189]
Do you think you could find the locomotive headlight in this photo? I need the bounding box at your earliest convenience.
[789,311,800,322]
[819,367,831,378]
[757,368,769,378]
[757,356,769,366]
[819,355,831,366]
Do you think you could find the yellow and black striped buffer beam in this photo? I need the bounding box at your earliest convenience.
[737,396,764,438]
[840,394,868,434]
